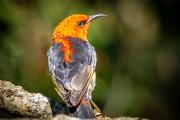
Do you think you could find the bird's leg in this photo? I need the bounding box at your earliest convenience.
[90,99,101,113]
[90,99,104,119]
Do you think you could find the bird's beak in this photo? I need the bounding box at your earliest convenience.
[87,14,107,22]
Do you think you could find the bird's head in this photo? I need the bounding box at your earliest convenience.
[53,14,106,42]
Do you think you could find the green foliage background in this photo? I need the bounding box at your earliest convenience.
[0,0,180,119]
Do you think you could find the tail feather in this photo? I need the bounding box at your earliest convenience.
[69,99,95,119]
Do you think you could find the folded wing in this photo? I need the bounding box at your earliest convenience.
[47,41,96,107]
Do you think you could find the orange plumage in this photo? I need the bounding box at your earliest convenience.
[53,14,90,41]
[52,14,90,63]
[60,39,73,64]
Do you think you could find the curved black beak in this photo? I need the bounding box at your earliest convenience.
[87,14,107,22]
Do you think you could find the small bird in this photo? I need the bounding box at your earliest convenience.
[47,14,106,118]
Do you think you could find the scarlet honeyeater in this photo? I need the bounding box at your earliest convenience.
[47,14,106,118]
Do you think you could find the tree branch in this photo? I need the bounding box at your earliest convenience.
[0,80,67,118]
[0,80,148,120]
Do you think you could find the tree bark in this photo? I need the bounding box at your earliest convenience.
[0,80,67,119]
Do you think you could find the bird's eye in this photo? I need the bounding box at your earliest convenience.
[77,21,84,27]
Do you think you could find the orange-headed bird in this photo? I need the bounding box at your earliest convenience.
[47,14,106,118]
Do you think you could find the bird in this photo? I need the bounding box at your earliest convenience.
[47,14,106,118]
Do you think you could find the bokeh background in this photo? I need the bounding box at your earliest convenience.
[0,0,180,119]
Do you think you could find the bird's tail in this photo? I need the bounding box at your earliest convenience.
[69,98,95,119]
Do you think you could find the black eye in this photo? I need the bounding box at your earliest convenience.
[77,21,84,27]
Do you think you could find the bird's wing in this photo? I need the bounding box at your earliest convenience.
[47,42,96,107]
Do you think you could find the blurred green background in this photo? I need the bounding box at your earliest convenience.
[0,0,180,119]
